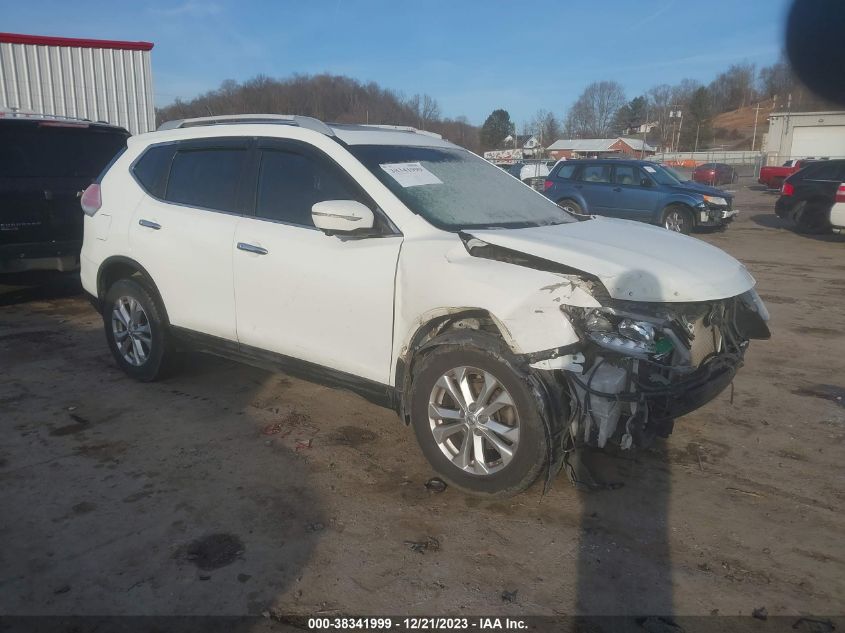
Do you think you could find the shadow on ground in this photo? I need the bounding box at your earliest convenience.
[0,275,324,617]
[749,213,845,242]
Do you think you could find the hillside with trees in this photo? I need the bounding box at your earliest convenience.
[156,73,481,152]
[499,55,839,153]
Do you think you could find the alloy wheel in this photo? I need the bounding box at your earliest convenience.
[664,210,685,232]
[427,366,520,476]
[111,296,152,366]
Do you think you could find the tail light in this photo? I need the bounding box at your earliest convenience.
[80,184,102,216]
[781,182,794,196]
[836,183,845,203]
[543,179,553,191]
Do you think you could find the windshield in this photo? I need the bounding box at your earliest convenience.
[348,145,574,230]
[649,164,686,186]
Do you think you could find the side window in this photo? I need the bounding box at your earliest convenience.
[554,163,577,180]
[805,162,842,181]
[165,148,247,213]
[579,165,611,183]
[613,165,638,186]
[256,149,363,227]
[132,145,175,198]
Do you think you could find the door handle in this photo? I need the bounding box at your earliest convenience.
[139,219,161,230]
[613,187,622,192]
[237,242,269,255]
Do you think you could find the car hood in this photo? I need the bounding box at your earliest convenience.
[670,180,732,199]
[468,217,755,302]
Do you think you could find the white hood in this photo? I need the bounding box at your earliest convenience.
[469,217,755,302]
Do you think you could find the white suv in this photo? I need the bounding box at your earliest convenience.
[80,114,770,496]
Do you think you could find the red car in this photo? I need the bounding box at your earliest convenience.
[692,163,737,186]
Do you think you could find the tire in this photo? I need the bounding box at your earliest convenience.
[409,340,548,497]
[103,277,177,381]
[662,205,693,234]
[793,201,832,234]
[557,199,584,215]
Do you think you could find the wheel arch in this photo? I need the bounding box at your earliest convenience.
[97,256,169,323]
[393,308,514,424]
[555,193,588,213]
[661,199,698,225]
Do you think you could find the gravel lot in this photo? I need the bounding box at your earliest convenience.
[1,180,843,619]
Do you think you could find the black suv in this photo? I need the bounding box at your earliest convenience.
[775,159,845,233]
[1,115,129,273]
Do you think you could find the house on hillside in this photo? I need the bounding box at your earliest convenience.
[547,137,655,160]
[483,134,544,163]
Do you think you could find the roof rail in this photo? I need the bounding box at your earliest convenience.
[157,114,335,136]
[332,123,442,139]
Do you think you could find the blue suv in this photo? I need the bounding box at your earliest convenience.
[542,159,737,233]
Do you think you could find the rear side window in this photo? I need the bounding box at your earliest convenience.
[256,149,363,227]
[554,163,577,180]
[0,123,127,180]
[579,165,611,183]
[166,149,248,213]
[132,145,175,197]
[803,162,845,181]
[613,165,639,185]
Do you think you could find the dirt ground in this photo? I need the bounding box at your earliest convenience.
[1,181,843,620]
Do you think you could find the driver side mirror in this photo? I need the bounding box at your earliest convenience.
[311,200,375,234]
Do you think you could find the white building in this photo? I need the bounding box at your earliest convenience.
[764,111,845,164]
[0,32,155,134]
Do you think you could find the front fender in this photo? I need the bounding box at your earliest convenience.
[393,237,601,375]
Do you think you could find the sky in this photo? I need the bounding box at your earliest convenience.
[3,0,794,126]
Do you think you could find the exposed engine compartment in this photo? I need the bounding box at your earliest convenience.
[559,290,770,451]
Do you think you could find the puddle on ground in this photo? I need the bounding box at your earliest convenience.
[791,384,845,408]
[327,425,377,447]
[177,533,245,571]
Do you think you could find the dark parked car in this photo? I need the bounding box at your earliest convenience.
[1,115,129,273]
[775,158,845,233]
[543,159,737,233]
[692,162,737,186]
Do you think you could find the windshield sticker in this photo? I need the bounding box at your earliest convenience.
[643,166,657,173]
[380,162,443,187]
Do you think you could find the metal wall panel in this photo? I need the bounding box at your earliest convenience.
[0,41,154,134]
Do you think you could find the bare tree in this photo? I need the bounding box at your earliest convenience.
[565,81,626,138]
[529,109,562,146]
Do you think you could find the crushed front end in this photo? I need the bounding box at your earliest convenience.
[543,289,770,452]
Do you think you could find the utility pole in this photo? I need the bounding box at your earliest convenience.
[640,106,649,159]
[694,122,701,152]
[669,106,683,152]
[676,110,684,152]
[751,102,760,151]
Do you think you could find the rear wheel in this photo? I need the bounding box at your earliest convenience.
[103,278,177,381]
[410,341,548,497]
[793,201,832,234]
[662,205,692,234]
[557,199,584,215]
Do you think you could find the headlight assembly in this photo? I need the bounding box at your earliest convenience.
[578,309,675,359]
[702,195,728,207]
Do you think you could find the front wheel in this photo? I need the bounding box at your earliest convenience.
[410,342,548,497]
[662,205,693,234]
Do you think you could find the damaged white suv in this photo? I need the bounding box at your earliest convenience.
[80,115,770,496]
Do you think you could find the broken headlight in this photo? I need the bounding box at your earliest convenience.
[702,195,728,207]
[581,309,673,359]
